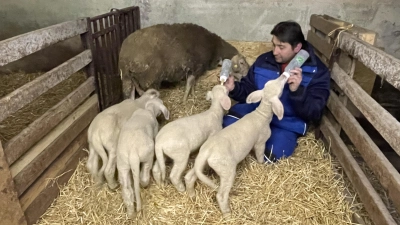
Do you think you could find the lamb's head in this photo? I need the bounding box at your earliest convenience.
[145,98,170,120]
[245,74,288,120]
[206,85,231,111]
[141,88,160,99]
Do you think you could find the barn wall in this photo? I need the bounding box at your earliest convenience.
[0,0,399,73]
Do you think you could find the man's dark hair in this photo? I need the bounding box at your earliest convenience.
[270,21,307,49]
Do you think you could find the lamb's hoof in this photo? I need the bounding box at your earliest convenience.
[187,190,196,199]
[127,210,137,219]
[175,183,186,193]
[107,182,119,191]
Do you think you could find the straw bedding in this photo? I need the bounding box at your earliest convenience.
[31,41,370,225]
[0,71,87,144]
[36,132,355,225]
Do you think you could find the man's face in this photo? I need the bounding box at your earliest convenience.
[271,35,300,63]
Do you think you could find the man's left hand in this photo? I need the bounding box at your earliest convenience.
[287,67,302,92]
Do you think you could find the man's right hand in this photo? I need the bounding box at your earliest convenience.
[224,75,235,92]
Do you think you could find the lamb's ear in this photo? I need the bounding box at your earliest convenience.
[148,89,160,98]
[145,101,154,110]
[206,91,213,101]
[246,90,263,103]
[270,96,284,120]
[219,95,231,110]
[159,104,170,120]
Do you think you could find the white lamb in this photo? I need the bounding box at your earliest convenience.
[152,85,231,192]
[86,88,160,190]
[117,97,169,218]
[184,74,288,218]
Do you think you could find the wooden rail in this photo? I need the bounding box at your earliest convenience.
[0,50,92,123]
[0,19,87,67]
[338,32,400,90]
[10,95,98,196]
[4,77,95,165]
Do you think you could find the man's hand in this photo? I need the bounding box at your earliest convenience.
[224,75,235,92]
[287,67,302,92]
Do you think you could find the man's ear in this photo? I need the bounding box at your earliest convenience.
[294,42,302,53]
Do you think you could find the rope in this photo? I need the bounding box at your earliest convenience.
[327,24,354,67]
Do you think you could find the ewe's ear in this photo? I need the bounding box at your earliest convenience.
[270,96,284,120]
[246,90,263,103]
[219,95,231,110]
[206,91,213,101]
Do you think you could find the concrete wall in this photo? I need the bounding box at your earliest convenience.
[0,0,399,73]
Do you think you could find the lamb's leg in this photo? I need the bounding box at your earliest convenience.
[152,160,162,185]
[183,74,196,102]
[140,159,153,188]
[169,152,190,192]
[184,167,197,198]
[211,161,236,218]
[131,156,142,213]
[254,138,268,164]
[118,167,135,218]
[104,143,119,190]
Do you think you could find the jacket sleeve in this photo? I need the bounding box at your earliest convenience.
[228,62,258,103]
[289,64,331,124]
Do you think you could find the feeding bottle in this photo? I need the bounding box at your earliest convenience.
[219,59,232,85]
[282,49,310,78]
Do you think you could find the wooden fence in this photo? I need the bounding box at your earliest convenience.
[0,6,140,225]
[308,14,400,225]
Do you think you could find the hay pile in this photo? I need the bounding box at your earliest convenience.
[36,132,354,225]
[34,41,364,225]
[0,71,87,143]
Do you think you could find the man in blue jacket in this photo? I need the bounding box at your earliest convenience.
[223,21,330,163]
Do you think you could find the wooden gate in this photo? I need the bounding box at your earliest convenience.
[85,6,141,111]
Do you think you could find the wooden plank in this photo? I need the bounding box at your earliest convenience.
[0,19,87,67]
[21,128,88,225]
[338,32,400,90]
[331,63,400,155]
[10,95,98,196]
[307,30,334,61]
[310,14,341,36]
[321,14,377,45]
[0,141,27,225]
[327,90,400,212]
[4,77,95,165]
[92,20,109,110]
[320,117,397,225]
[0,50,92,124]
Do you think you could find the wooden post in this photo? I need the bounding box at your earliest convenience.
[0,140,27,225]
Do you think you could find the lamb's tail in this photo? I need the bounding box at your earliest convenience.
[194,149,218,190]
[87,136,108,184]
[154,141,166,184]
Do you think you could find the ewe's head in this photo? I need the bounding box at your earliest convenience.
[145,98,170,120]
[206,85,231,111]
[231,54,249,73]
